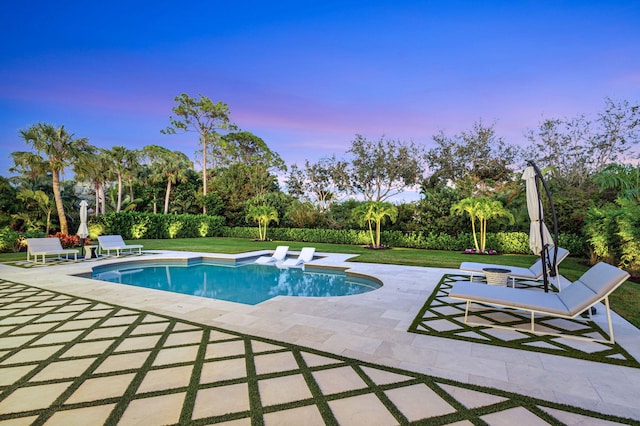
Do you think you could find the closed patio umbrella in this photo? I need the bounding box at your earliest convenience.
[522,166,553,255]
[77,200,89,257]
[522,162,559,292]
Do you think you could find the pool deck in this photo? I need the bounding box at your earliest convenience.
[2,249,640,423]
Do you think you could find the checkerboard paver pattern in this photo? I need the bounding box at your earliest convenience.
[409,274,640,368]
[0,279,636,425]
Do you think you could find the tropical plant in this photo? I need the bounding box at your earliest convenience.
[106,188,142,212]
[104,146,138,212]
[142,145,193,214]
[162,93,235,214]
[16,189,55,234]
[74,148,106,215]
[354,201,398,248]
[593,163,640,203]
[245,205,279,241]
[475,198,515,253]
[451,197,514,253]
[13,123,92,234]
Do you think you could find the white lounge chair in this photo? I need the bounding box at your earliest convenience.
[26,238,78,264]
[280,247,316,268]
[255,246,289,265]
[97,235,143,256]
[460,247,570,289]
[448,262,630,344]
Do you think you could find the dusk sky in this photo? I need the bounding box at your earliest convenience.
[2,1,639,188]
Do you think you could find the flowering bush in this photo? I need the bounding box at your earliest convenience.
[50,233,90,248]
[463,248,498,255]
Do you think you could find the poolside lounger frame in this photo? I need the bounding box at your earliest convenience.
[449,262,629,344]
[460,247,570,289]
[98,235,144,256]
[26,238,79,264]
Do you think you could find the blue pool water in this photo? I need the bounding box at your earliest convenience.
[91,259,381,305]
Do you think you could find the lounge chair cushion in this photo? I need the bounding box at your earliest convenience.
[459,247,570,281]
[450,262,630,318]
[449,282,570,315]
[557,282,597,316]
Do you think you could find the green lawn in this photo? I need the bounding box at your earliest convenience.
[2,236,638,328]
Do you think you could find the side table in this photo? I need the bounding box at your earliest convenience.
[482,267,511,286]
[85,245,98,260]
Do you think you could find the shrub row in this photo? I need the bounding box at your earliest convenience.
[222,226,587,256]
[90,212,226,240]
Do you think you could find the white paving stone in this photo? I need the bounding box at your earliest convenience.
[2,251,640,421]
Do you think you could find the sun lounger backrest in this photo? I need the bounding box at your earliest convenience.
[576,262,630,299]
[554,247,570,264]
[272,246,289,261]
[529,247,570,278]
[27,238,63,253]
[299,247,315,262]
[98,235,126,248]
[558,262,629,315]
[528,259,543,277]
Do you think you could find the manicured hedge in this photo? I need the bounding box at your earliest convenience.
[0,217,587,256]
[90,212,226,240]
[222,226,587,255]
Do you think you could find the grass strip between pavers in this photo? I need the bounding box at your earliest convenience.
[409,274,640,368]
[0,279,638,425]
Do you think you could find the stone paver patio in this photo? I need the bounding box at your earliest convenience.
[1,250,639,424]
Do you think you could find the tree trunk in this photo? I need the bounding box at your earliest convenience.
[52,169,68,234]
[471,219,480,252]
[116,172,123,212]
[202,135,207,215]
[94,182,100,216]
[164,179,172,214]
[99,184,106,214]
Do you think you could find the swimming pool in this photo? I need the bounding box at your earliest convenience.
[91,258,381,305]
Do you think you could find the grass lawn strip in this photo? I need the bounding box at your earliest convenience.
[0,279,637,424]
[409,274,640,368]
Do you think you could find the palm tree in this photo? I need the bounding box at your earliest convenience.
[354,201,398,248]
[451,197,514,253]
[74,148,111,216]
[246,205,279,241]
[142,145,193,214]
[105,146,138,212]
[160,151,192,214]
[475,198,515,253]
[451,198,482,252]
[16,123,91,234]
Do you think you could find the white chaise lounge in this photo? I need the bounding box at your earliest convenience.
[255,246,289,265]
[281,247,316,268]
[460,247,570,289]
[448,262,630,344]
[97,235,143,256]
[26,238,78,264]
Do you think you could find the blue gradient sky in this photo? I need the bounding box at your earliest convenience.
[2,1,639,182]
